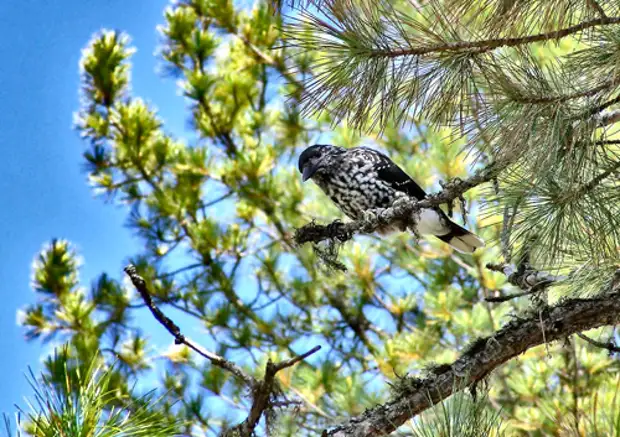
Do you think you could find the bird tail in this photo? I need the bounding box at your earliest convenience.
[436,220,485,254]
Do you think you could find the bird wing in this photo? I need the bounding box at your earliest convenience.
[354,147,427,200]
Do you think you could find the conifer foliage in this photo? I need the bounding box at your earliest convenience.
[16,0,620,436]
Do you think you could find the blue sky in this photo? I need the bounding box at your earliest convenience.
[0,0,190,416]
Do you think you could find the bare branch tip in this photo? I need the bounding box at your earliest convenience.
[274,345,322,373]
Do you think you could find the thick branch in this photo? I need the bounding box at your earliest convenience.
[324,273,620,437]
[295,162,503,246]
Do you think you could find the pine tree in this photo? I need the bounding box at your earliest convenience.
[16,0,620,436]
[5,349,177,437]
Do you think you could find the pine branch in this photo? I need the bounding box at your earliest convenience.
[368,16,620,58]
[287,0,620,129]
[508,78,616,105]
[290,0,620,60]
[295,162,503,246]
[323,269,620,437]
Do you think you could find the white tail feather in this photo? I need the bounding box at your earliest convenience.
[446,232,485,253]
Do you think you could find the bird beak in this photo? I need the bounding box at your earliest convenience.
[302,163,319,182]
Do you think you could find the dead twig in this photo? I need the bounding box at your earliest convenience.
[576,332,620,354]
[124,265,321,437]
[124,265,255,387]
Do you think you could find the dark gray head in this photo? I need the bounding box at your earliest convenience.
[298,144,342,182]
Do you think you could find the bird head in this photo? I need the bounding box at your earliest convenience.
[298,144,338,182]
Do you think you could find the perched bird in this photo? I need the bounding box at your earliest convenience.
[298,144,484,253]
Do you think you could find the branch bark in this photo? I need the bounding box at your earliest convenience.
[323,270,620,437]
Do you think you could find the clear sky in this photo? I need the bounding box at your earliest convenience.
[0,0,190,415]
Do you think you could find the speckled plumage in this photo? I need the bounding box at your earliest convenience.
[298,144,485,253]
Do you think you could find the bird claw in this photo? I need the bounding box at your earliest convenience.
[391,197,409,209]
[326,219,349,241]
[363,210,377,222]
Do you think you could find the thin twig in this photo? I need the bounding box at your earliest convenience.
[156,262,203,279]
[587,0,608,19]
[123,265,256,387]
[577,332,620,354]
[273,345,322,372]
[484,289,538,303]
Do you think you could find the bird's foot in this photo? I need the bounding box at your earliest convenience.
[326,219,350,242]
[390,197,410,210]
[362,210,377,223]
[365,208,388,220]
[374,208,387,220]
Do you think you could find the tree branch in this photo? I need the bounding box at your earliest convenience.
[124,265,322,437]
[315,13,620,59]
[295,162,504,246]
[587,0,608,19]
[323,270,620,437]
[576,332,620,354]
[484,288,538,303]
[225,345,322,437]
[123,265,256,387]
[385,16,620,57]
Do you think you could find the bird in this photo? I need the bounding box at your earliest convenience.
[298,144,484,253]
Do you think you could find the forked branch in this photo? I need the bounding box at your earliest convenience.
[124,265,321,437]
